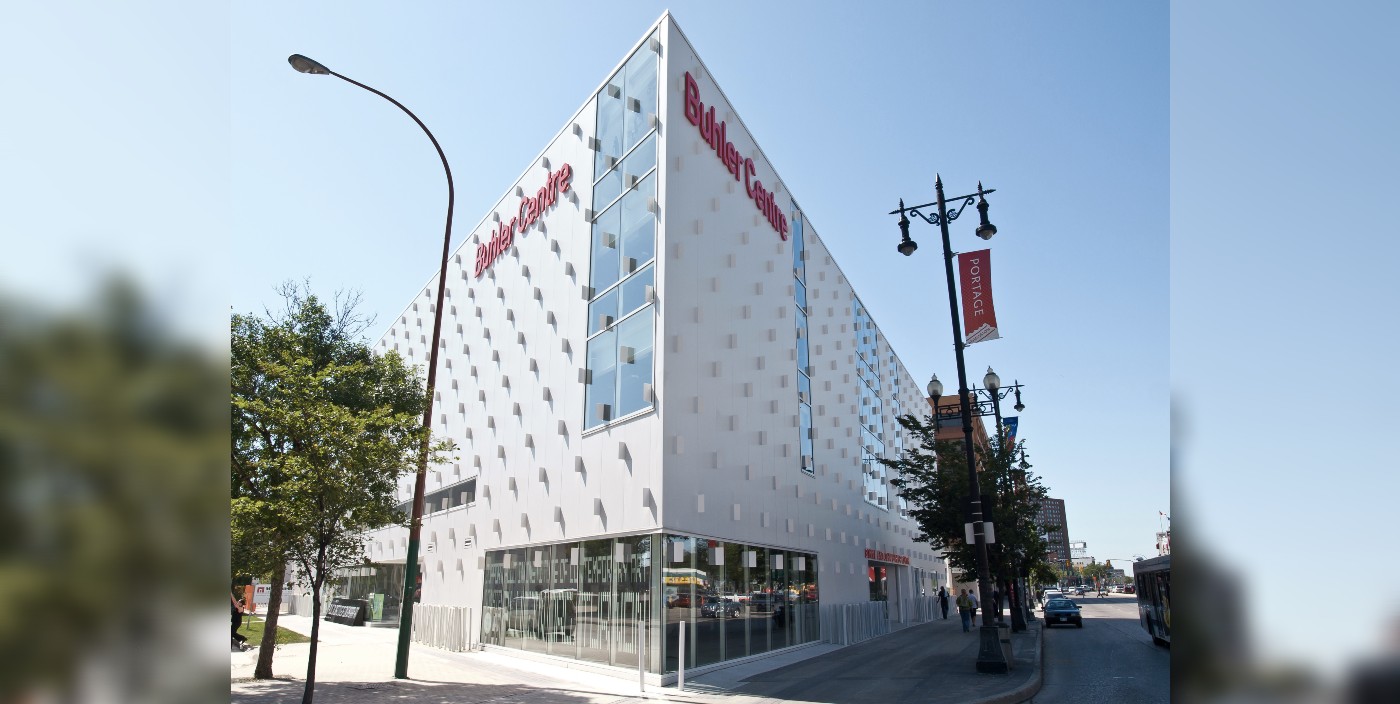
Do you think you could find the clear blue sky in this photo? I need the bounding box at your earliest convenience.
[6,0,1395,678]
[228,1,1169,589]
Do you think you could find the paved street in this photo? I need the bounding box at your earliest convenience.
[233,609,1043,704]
[1027,594,1168,703]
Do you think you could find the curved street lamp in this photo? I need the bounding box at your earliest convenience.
[893,176,1008,673]
[289,53,455,680]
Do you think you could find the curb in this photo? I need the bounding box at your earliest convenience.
[967,621,1044,704]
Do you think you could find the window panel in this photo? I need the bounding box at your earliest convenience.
[619,173,656,274]
[590,207,622,292]
[615,311,654,418]
[588,287,620,336]
[596,78,625,182]
[585,329,617,428]
[620,264,654,318]
[622,45,658,150]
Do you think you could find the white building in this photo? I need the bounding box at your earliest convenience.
[356,12,945,681]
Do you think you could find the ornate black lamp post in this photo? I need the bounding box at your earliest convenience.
[288,53,455,680]
[927,368,1030,632]
[895,177,1008,673]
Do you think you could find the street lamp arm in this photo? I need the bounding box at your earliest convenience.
[324,69,456,209]
[889,188,996,226]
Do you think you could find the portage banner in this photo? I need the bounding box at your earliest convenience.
[957,249,1001,344]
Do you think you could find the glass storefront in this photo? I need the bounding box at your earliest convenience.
[328,563,408,624]
[481,533,820,674]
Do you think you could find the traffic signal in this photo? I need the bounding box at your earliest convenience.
[1105,560,1112,569]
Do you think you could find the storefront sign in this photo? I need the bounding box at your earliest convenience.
[865,548,910,565]
[957,249,1001,344]
[683,72,789,241]
[474,163,574,278]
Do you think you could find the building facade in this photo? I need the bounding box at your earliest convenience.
[1035,497,1071,568]
[355,13,945,680]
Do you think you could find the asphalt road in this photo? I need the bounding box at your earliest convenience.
[1026,594,1169,703]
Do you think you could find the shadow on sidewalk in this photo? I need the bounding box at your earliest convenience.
[231,678,616,704]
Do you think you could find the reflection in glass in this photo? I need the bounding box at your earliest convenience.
[585,329,617,428]
[591,209,622,292]
[619,173,656,275]
[615,312,654,418]
[622,44,658,149]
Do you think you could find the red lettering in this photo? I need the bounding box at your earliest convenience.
[684,72,700,126]
[559,163,573,192]
[744,158,755,197]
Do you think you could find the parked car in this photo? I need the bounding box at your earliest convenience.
[1124,585,1136,594]
[1043,598,1083,628]
[1072,587,1086,596]
[1042,589,1065,604]
[748,593,776,612]
[700,596,740,618]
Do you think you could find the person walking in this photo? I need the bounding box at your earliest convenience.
[231,591,249,651]
[968,588,980,627]
[991,587,1001,623]
[938,586,950,620]
[956,589,974,632]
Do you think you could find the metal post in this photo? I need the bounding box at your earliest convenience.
[932,176,1008,674]
[638,617,646,692]
[677,619,686,691]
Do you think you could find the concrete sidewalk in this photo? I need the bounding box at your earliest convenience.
[232,611,1042,704]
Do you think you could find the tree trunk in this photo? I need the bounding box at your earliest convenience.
[302,549,325,704]
[253,562,287,679]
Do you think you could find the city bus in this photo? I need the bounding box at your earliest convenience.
[1135,554,1170,646]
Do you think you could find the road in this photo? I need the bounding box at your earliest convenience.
[1026,594,1169,703]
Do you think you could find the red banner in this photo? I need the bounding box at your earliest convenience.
[957,249,1000,344]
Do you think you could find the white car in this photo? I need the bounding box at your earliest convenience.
[1042,589,1064,605]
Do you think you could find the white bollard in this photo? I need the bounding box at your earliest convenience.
[677,619,686,691]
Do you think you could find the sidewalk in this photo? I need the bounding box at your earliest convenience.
[232,611,1042,704]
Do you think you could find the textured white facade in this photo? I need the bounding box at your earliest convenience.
[362,12,945,647]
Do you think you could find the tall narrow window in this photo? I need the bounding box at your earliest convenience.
[585,35,659,431]
[792,203,813,475]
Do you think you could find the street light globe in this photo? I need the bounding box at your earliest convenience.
[983,367,1000,391]
[926,374,943,400]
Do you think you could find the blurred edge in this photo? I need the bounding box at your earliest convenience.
[0,277,229,703]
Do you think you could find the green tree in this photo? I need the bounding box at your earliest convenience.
[231,284,451,703]
[883,413,1054,598]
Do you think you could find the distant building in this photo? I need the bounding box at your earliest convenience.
[1035,497,1071,568]
[1156,530,1171,556]
[1070,540,1087,560]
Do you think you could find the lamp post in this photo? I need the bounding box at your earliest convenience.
[896,176,1008,673]
[927,369,1029,632]
[288,54,455,680]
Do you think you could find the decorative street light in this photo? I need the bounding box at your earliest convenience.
[894,176,1008,673]
[929,367,1031,632]
[288,54,456,680]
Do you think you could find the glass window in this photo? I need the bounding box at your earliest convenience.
[622,45,658,150]
[798,372,811,402]
[576,539,614,666]
[590,208,622,292]
[799,404,814,463]
[619,264,654,318]
[619,173,656,275]
[791,209,806,280]
[615,311,654,418]
[585,329,617,427]
[588,286,620,337]
[622,133,657,187]
[595,78,625,183]
[796,311,810,373]
[794,279,807,313]
[593,167,623,214]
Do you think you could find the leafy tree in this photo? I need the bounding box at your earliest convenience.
[883,413,1054,604]
[231,284,451,703]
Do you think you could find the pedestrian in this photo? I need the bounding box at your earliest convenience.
[956,589,973,632]
[938,587,950,620]
[231,591,249,651]
[968,588,980,626]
